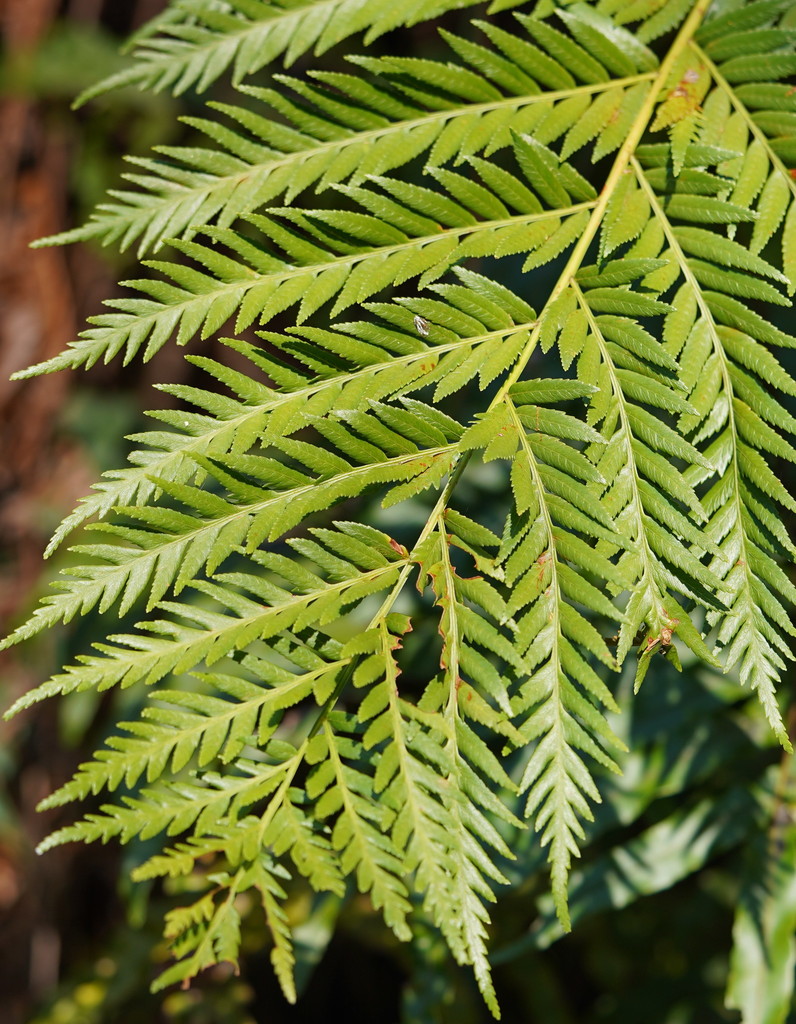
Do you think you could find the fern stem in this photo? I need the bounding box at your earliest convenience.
[436,516,463,728]
[306,660,357,740]
[494,0,712,405]
[506,396,562,691]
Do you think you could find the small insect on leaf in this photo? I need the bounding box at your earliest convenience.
[413,315,431,337]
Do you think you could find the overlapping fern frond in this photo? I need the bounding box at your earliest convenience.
[7,0,796,1014]
[79,0,523,102]
[41,1,674,259]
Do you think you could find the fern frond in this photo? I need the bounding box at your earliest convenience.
[31,275,528,555]
[20,154,596,378]
[35,651,344,814]
[568,270,722,687]
[3,399,462,651]
[38,13,662,259]
[462,392,628,925]
[10,0,796,1013]
[8,520,409,713]
[77,0,520,104]
[630,91,796,742]
[530,777,769,950]
[152,864,248,989]
[408,524,522,1010]
[726,755,796,1024]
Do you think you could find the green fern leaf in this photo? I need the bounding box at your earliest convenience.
[9,0,796,1013]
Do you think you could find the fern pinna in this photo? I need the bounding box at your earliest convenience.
[6,0,796,1015]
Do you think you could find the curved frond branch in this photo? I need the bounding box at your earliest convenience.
[42,302,536,556]
[76,0,505,103]
[570,278,716,682]
[145,750,307,1000]
[502,395,624,929]
[37,663,343,812]
[691,41,796,204]
[18,200,591,378]
[38,749,298,852]
[319,719,414,939]
[52,72,655,257]
[1,433,446,652]
[358,617,507,1014]
[152,864,250,993]
[632,155,795,747]
[6,547,408,715]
